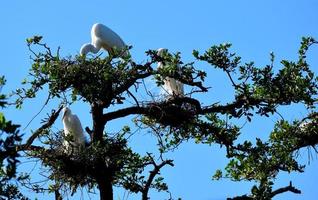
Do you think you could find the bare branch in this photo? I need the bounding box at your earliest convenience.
[23,93,51,130]
[126,89,140,107]
[141,153,174,200]
[102,97,201,123]
[270,181,301,198]
[22,106,63,149]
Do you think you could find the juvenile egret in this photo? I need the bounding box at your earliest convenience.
[157,48,184,97]
[80,23,128,56]
[62,107,86,151]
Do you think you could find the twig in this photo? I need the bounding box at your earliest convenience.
[22,106,63,149]
[127,89,140,107]
[23,93,51,130]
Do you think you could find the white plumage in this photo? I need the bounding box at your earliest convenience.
[157,48,184,97]
[80,23,127,56]
[62,107,86,151]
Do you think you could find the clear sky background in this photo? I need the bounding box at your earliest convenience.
[1,0,318,199]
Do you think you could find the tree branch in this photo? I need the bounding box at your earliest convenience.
[142,154,174,200]
[113,63,153,98]
[18,144,44,152]
[270,181,301,198]
[200,97,262,115]
[103,106,148,122]
[102,97,201,123]
[127,89,140,107]
[23,106,63,149]
[227,182,301,200]
[227,195,252,200]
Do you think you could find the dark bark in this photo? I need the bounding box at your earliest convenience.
[97,176,113,200]
[55,190,62,200]
[91,102,114,200]
[270,181,301,198]
[142,158,174,200]
[102,97,201,122]
[91,103,106,142]
[228,182,301,200]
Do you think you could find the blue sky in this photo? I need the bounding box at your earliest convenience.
[1,0,318,199]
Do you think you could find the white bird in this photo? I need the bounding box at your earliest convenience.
[157,48,184,97]
[62,107,86,152]
[80,23,128,56]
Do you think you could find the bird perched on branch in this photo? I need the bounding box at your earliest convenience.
[157,48,184,97]
[80,23,128,56]
[62,107,86,152]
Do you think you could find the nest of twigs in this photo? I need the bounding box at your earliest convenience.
[35,137,127,187]
[146,97,201,127]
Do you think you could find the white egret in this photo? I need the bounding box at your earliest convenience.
[80,23,128,56]
[157,48,184,97]
[62,107,86,152]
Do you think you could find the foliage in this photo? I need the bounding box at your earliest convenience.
[0,77,29,199]
[5,36,318,200]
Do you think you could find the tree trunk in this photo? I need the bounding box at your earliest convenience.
[55,189,62,200]
[91,103,106,142]
[97,177,113,200]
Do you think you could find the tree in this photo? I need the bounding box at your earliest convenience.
[0,77,29,200]
[1,36,317,200]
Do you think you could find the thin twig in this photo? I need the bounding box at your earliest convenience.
[23,93,51,130]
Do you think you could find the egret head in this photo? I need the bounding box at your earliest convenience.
[157,48,168,56]
[80,43,94,56]
[62,107,71,119]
